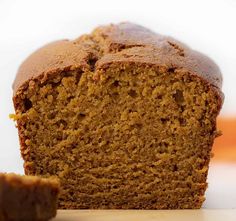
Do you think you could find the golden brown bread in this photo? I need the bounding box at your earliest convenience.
[0,173,59,221]
[13,22,223,100]
[12,22,223,209]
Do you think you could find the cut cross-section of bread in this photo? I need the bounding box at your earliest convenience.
[12,23,223,209]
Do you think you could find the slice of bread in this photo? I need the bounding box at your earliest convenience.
[0,173,59,221]
[12,23,223,209]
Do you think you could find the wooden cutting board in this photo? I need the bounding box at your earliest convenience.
[53,210,236,221]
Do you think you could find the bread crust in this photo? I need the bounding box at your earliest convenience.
[13,22,223,105]
[0,173,59,221]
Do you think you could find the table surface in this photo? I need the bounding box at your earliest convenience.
[53,209,236,221]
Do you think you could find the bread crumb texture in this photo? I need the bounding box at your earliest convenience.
[12,23,223,209]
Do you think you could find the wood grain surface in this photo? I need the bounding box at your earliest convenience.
[53,209,236,221]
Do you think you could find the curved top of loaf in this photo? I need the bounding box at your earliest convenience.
[13,22,223,96]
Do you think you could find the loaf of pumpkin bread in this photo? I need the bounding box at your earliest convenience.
[12,22,223,209]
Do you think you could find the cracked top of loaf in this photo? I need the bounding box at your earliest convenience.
[13,22,223,100]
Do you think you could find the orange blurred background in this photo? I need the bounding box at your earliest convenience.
[212,118,236,162]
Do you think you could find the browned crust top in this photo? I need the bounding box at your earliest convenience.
[0,173,60,189]
[13,22,223,97]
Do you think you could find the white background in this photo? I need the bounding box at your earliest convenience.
[0,0,235,208]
